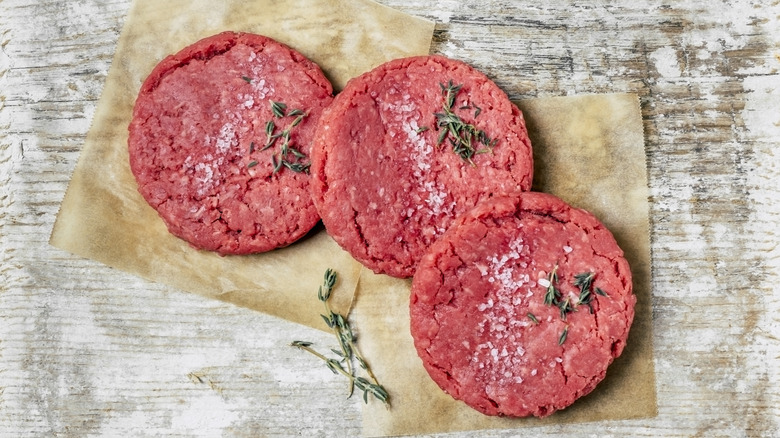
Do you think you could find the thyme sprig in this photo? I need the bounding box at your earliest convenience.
[543,264,560,306]
[291,269,389,406]
[541,266,610,344]
[574,272,596,313]
[434,80,497,165]
[255,101,310,174]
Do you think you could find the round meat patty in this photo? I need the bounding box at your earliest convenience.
[410,192,635,417]
[128,31,333,255]
[310,55,533,278]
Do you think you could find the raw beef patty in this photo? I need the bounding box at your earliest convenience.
[310,55,533,278]
[410,192,635,417]
[129,31,333,255]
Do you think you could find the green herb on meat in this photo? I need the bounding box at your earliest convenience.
[527,313,539,325]
[241,75,252,83]
[543,264,560,306]
[434,80,497,165]
[558,297,575,321]
[270,100,287,118]
[257,102,311,174]
[291,269,390,406]
[541,266,611,344]
[558,327,569,345]
[574,272,596,313]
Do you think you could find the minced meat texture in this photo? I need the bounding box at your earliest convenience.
[410,192,635,417]
[310,55,533,278]
[128,31,333,255]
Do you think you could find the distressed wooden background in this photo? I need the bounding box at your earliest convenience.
[1,0,779,436]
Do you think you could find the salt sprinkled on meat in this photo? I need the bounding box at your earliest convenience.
[469,237,535,384]
[382,93,455,223]
[215,122,236,154]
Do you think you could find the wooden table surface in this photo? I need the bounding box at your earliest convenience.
[2,0,779,436]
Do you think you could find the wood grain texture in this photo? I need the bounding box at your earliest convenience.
[2,0,779,436]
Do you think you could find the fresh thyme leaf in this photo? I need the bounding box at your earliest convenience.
[436,127,448,145]
[558,297,575,321]
[291,340,313,348]
[323,269,337,289]
[543,264,560,306]
[416,126,429,133]
[291,269,390,406]
[282,160,310,174]
[287,146,307,159]
[558,327,569,345]
[249,142,256,154]
[272,154,283,173]
[573,272,595,291]
[326,358,345,374]
[270,100,287,118]
[247,160,259,168]
[544,284,558,306]
[527,313,539,324]
[242,76,252,83]
[595,287,609,297]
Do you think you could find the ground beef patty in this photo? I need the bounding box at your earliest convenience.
[410,192,635,417]
[128,32,333,255]
[310,55,533,278]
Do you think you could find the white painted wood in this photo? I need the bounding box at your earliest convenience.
[1,0,778,436]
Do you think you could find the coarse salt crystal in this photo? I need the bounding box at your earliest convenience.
[538,278,551,288]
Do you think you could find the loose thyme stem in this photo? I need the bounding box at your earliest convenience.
[319,271,355,396]
[291,269,389,406]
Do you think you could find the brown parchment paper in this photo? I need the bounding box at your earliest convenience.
[49,0,434,330]
[355,93,656,436]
